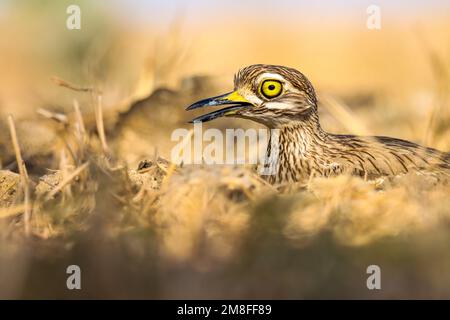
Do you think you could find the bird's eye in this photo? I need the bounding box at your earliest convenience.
[260,80,283,99]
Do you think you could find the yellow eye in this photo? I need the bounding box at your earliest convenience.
[260,79,283,99]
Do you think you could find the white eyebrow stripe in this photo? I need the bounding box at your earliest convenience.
[256,73,286,83]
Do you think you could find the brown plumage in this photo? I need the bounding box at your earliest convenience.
[187,64,450,184]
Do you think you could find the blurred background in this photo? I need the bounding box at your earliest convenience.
[0,0,449,299]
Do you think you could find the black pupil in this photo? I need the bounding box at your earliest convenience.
[268,84,275,90]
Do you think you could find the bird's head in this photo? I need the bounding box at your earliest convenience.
[186,64,318,127]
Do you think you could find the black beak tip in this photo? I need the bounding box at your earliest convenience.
[186,97,217,111]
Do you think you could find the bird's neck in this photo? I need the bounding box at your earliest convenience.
[274,112,329,152]
[265,113,330,183]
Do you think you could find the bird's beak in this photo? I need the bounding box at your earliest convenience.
[186,91,253,123]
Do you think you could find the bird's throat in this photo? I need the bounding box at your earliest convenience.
[264,114,329,183]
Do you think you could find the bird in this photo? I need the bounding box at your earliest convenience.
[186,64,450,184]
